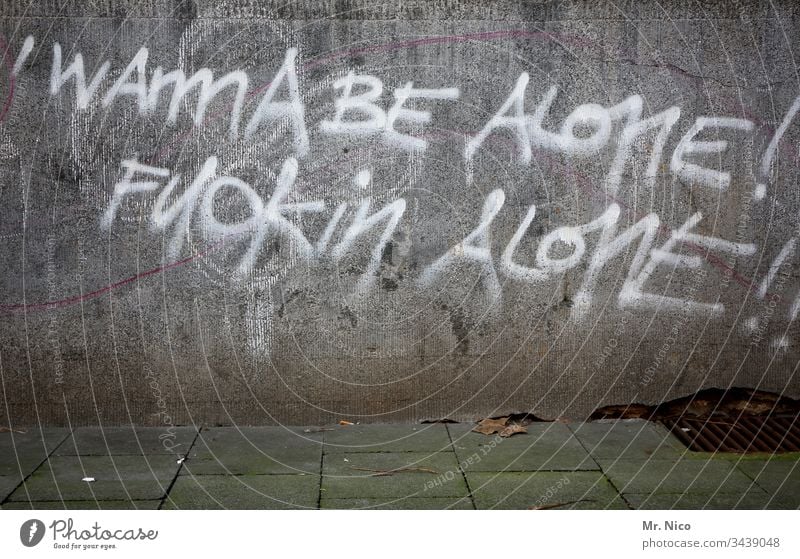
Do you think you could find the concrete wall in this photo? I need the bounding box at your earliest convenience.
[1,0,799,425]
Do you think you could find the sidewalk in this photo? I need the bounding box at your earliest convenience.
[1,421,797,510]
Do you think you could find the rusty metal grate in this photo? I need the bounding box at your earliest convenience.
[662,414,800,453]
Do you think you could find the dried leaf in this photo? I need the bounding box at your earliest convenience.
[499,423,527,438]
[472,417,509,435]
[338,420,355,426]
[505,413,545,425]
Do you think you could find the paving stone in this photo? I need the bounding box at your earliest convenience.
[568,420,689,466]
[467,471,627,510]
[449,423,597,472]
[8,455,180,501]
[54,426,197,456]
[322,452,467,498]
[0,475,22,501]
[163,474,319,509]
[0,428,70,476]
[624,490,789,510]
[185,427,322,475]
[323,424,452,453]
[320,497,474,509]
[2,500,160,510]
[735,460,800,508]
[604,460,761,495]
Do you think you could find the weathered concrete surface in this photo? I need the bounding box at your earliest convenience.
[1,1,799,425]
